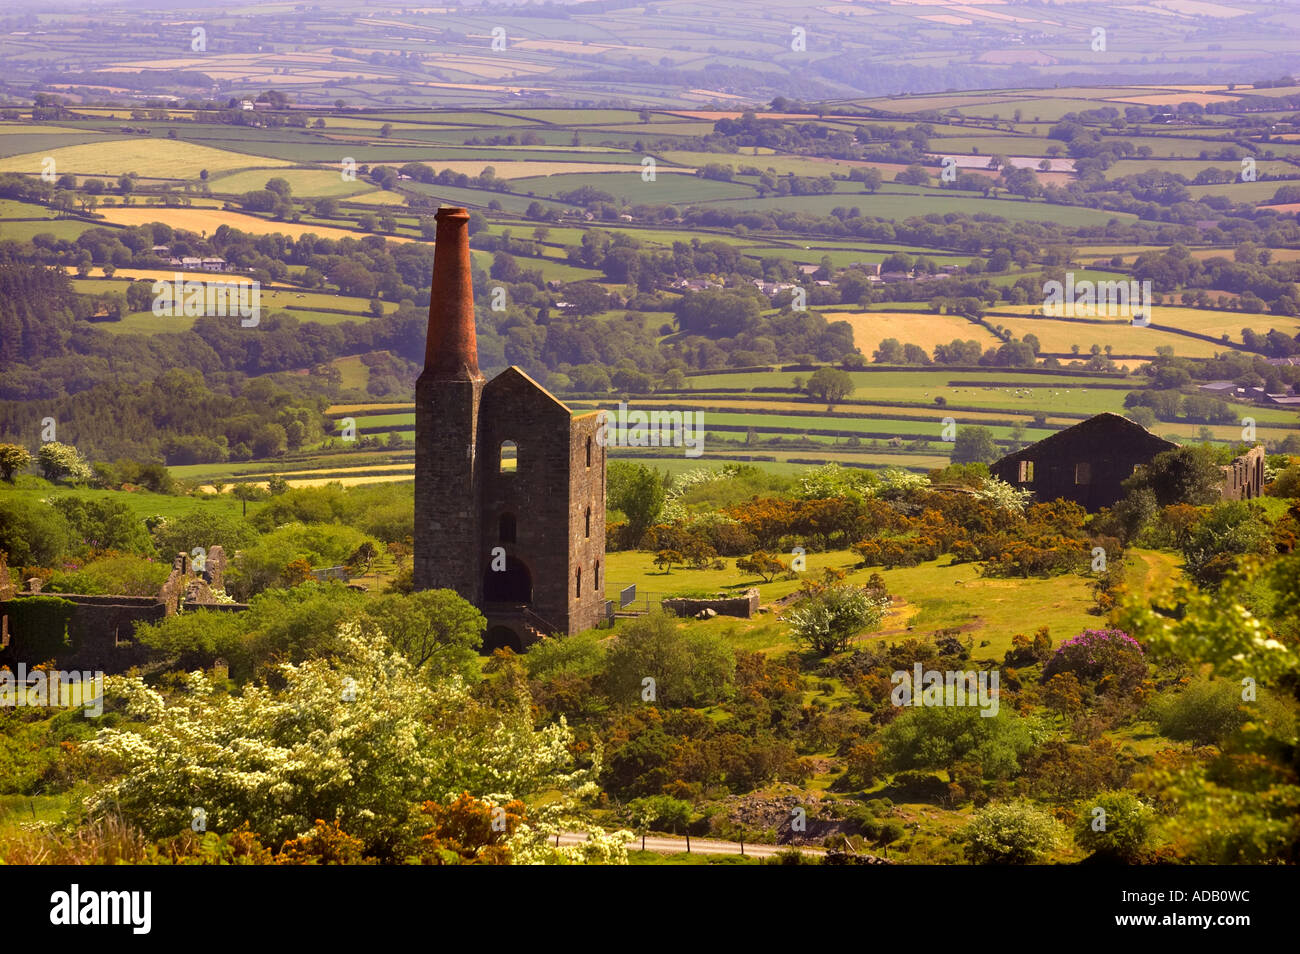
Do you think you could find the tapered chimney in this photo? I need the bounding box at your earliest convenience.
[414,206,484,598]
[424,207,480,378]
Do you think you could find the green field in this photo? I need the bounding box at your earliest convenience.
[695,191,1138,226]
[207,168,379,198]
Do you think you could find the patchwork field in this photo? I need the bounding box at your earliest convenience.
[93,206,412,241]
[0,140,289,179]
[830,311,1002,356]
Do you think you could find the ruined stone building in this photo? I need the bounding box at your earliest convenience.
[0,546,245,674]
[1219,444,1266,501]
[990,412,1265,511]
[414,207,606,651]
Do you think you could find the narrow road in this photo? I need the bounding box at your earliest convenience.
[557,831,826,858]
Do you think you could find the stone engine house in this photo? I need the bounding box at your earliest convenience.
[414,207,605,652]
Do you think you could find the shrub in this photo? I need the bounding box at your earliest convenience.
[0,496,72,566]
[881,704,1046,780]
[36,442,92,484]
[276,820,369,865]
[1041,629,1146,694]
[84,625,603,860]
[605,611,735,707]
[1181,501,1272,588]
[152,510,258,563]
[1117,567,1299,682]
[415,793,525,865]
[785,583,889,655]
[50,497,156,557]
[961,801,1061,864]
[524,630,606,681]
[1074,791,1155,862]
[229,522,378,598]
[763,848,820,865]
[1148,678,1270,747]
[46,553,169,597]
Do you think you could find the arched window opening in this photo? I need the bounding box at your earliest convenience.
[584,506,591,538]
[500,440,517,474]
[575,566,582,598]
[585,436,592,468]
[594,560,600,589]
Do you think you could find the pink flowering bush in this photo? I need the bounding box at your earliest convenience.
[1041,628,1147,694]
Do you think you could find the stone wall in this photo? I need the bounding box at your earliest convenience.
[0,550,14,601]
[661,588,760,619]
[0,594,162,672]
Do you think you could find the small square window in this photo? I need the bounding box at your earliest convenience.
[1075,462,1091,485]
[1018,460,1035,483]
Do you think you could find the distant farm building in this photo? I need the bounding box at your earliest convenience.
[990,412,1265,511]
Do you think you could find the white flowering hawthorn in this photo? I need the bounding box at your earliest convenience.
[86,623,630,862]
[972,476,1034,513]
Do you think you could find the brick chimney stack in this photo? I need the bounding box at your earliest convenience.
[424,207,480,378]
[414,207,484,597]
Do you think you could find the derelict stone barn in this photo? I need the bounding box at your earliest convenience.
[991,412,1266,511]
[990,413,1180,511]
[414,207,606,652]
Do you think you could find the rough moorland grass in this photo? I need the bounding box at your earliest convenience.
[604,549,1104,661]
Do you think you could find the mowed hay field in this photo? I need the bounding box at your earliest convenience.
[345,190,412,206]
[996,304,1300,342]
[991,315,1225,358]
[830,311,1001,355]
[94,207,413,242]
[1144,306,1300,339]
[0,140,289,179]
